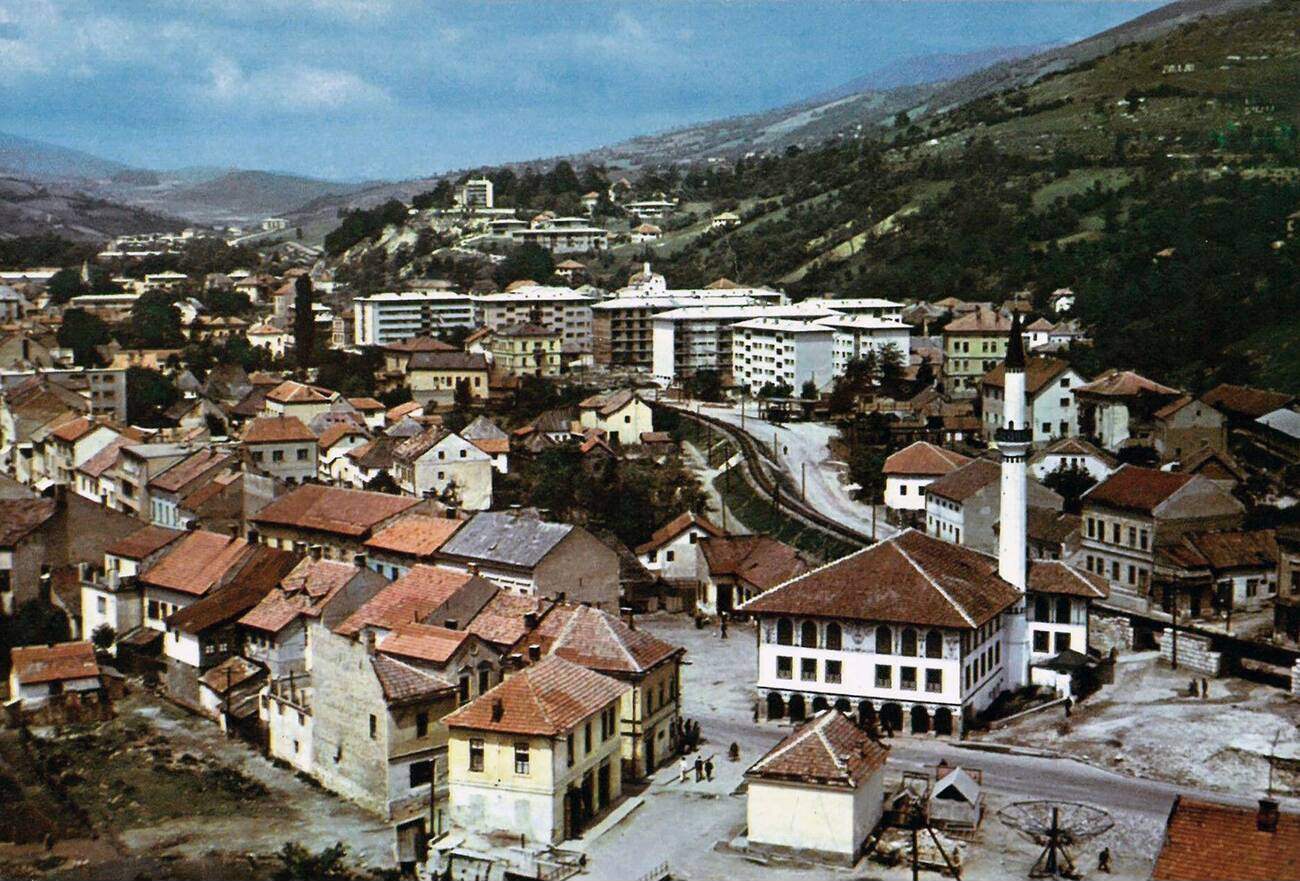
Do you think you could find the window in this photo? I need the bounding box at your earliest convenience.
[469,738,484,771]
[800,621,818,648]
[875,664,892,688]
[775,655,793,679]
[272,450,284,462]
[1055,597,1071,623]
[252,451,264,462]
[147,599,160,619]
[900,666,917,691]
[925,669,943,693]
[825,660,842,684]
[1041,422,1050,435]
[1128,565,1136,585]
[925,630,943,659]
[514,742,530,775]
[825,623,842,651]
[296,448,308,461]
[416,712,429,738]
[1140,530,1149,551]
[585,722,592,753]
[1034,595,1050,622]
[901,627,918,657]
[665,550,675,562]
[1033,630,1050,652]
[96,596,107,613]
[800,658,817,681]
[458,676,470,705]
[1111,561,1119,580]
[875,625,892,654]
[900,484,908,495]
[776,619,793,645]
[1111,523,1120,543]
[410,760,433,787]
[1086,518,1095,539]
[368,714,377,739]
[567,733,575,766]
[1055,632,1072,652]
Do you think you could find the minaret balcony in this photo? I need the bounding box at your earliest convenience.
[994,427,1033,445]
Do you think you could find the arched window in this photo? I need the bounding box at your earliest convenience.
[800,621,818,648]
[1034,595,1051,623]
[1056,596,1072,624]
[825,623,843,651]
[925,630,943,659]
[776,618,793,646]
[901,627,918,657]
[875,625,893,655]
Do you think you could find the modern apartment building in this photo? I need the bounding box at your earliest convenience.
[730,317,836,395]
[471,286,597,354]
[353,291,476,346]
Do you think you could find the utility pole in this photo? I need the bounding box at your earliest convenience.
[801,462,806,502]
[1170,596,1179,670]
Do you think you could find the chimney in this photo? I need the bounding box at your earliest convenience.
[466,563,479,576]
[491,698,504,722]
[294,541,308,555]
[363,630,376,656]
[310,544,323,561]
[528,644,541,662]
[444,619,459,631]
[353,553,367,568]
[507,652,523,669]
[524,612,539,630]
[1258,799,1279,833]
[621,606,636,630]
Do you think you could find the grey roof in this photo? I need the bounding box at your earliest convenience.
[385,416,426,438]
[438,512,574,569]
[124,442,198,459]
[461,415,508,441]
[1258,407,1300,441]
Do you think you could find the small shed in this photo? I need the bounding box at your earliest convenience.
[1030,648,1098,700]
[928,763,983,831]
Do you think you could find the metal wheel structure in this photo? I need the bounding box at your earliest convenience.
[997,800,1113,879]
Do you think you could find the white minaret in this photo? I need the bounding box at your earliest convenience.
[997,312,1032,690]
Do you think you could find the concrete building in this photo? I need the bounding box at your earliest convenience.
[509,222,609,254]
[405,351,491,408]
[488,323,562,377]
[731,317,836,395]
[353,292,476,346]
[980,356,1086,447]
[456,178,494,209]
[814,313,911,378]
[436,511,620,611]
[942,307,1011,397]
[391,428,493,510]
[471,286,596,354]
[745,710,887,866]
[650,303,832,386]
[445,655,630,844]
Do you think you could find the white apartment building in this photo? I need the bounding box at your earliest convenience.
[813,314,912,376]
[651,303,834,386]
[353,291,476,346]
[509,223,608,254]
[456,178,494,209]
[731,317,836,395]
[471,286,597,354]
[802,297,904,321]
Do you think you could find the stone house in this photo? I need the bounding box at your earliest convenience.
[391,428,493,510]
[242,416,319,484]
[445,655,630,844]
[1153,529,1278,621]
[249,484,425,561]
[1152,395,1228,462]
[0,497,57,614]
[924,458,1063,554]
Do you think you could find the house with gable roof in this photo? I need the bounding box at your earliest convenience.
[391,427,493,510]
[882,441,972,514]
[636,511,726,584]
[577,389,654,446]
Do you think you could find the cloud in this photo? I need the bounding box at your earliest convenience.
[203,58,392,112]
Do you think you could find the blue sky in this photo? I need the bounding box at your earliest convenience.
[0,1,1164,181]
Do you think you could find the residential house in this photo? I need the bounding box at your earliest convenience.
[1029,437,1117,484]
[7,641,103,712]
[924,458,1063,555]
[1079,465,1245,610]
[696,534,810,616]
[460,416,510,473]
[980,356,1085,446]
[363,515,464,580]
[745,710,887,866]
[1274,525,1300,646]
[263,380,340,422]
[941,307,1011,397]
[882,442,972,515]
[636,512,726,585]
[1150,796,1298,881]
[80,525,184,649]
[436,511,620,611]
[1152,529,1278,621]
[249,484,424,561]
[147,448,233,529]
[513,603,685,779]
[577,390,654,446]
[137,529,253,639]
[0,498,58,613]
[45,417,124,488]
[1176,445,1246,491]
[391,428,493,510]
[406,351,491,407]
[346,398,386,431]
[739,528,1023,736]
[445,655,631,843]
[73,436,130,506]
[242,416,318,483]
[246,323,292,359]
[342,436,402,490]
[1201,383,1296,430]
[489,323,561,377]
[1151,395,1228,461]
[116,443,194,520]
[1073,369,1183,453]
[1025,561,1109,663]
[318,422,370,483]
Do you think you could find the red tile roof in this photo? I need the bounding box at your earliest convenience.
[243,415,317,444]
[635,511,725,555]
[944,307,1011,334]
[371,653,455,704]
[50,416,94,442]
[383,336,456,354]
[364,515,463,558]
[347,397,385,411]
[739,529,1021,629]
[238,558,363,633]
[1151,796,1299,881]
[1082,465,1193,514]
[882,442,972,477]
[466,592,549,647]
[106,525,185,561]
[265,380,335,404]
[513,604,681,676]
[1201,383,1296,420]
[980,356,1072,395]
[746,710,887,789]
[149,448,233,493]
[334,565,487,636]
[0,499,57,547]
[76,436,130,478]
[1182,530,1278,572]
[139,531,251,596]
[251,484,420,537]
[470,438,510,455]
[10,641,99,685]
[167,546,300,633]
[445,655,629,737]
[699,535,810,592]
[317,422,368,451]
[925,458,1000,503]
[378,622,469,664]
[1074,369,1179,399]
[199,656,264,693]
[1027,561,1109,598]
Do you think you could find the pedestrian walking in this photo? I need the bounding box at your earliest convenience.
[1098,846,1112,873]
[705,757,714,781]
[720,614,728,639]
[694,757,704,782]
[679,756,688,784]
[1200,678,1208,698]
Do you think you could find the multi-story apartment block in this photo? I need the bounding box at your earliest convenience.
[471,286,597,354]
[456,177,494,209]
[353,291,476,346]
[651,303,832,386]
[942,307,1011,397]
[813,313,911,377]
[730,317,836,395]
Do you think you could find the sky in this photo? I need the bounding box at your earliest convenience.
[0,0,1166,182]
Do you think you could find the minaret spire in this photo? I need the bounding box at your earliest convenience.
[997,311,1032,689]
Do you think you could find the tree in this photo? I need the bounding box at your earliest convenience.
[758,381,793,399]
[57,308,111,367]
[495,243,555,288]
[687,368,723,402]
[271,842,354,881]
[0,598,71,676]
[878,343,906,384]
[91,623,116,651]
[893,110,911,129]
[800,380,819,400]
[453,378,474,412]
[293,275,314,368]
[1042,462,1097,513]
[46,267,85,304]
[915,357,936,388]
[125,366,178,426]
[847,444,887,503]
[129,291,183,347]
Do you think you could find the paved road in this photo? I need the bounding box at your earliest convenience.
[680,400,896,542]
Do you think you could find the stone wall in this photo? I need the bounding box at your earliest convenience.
[1088,612,1133,654]
[1157,628,1221,676]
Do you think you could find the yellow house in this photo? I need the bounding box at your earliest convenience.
[406,351,490,407]
[489,322,561,378]
[445,655,629,843]
[942,307,1010,397]
[513,603,684,779]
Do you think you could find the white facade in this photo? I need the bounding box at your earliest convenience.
[509,224,609,254]
[747,772,883,863]
[884,476,933,512]
[732,318,836,395]
[983,366,1085,446]
[394,433,493,510]
[648,303,833,386]
[814,314,912,377]
[640,524,714,582]
[353,292,476,346]
[457,178,494,209]
[1030,448,1115,483]
[1027,593,1088,662]
[471,287,596,353]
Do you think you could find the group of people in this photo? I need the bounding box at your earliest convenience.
[673,715,701,751]
[680,753,716,783]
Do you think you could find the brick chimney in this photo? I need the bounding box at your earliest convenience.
[528,644,541,662]
[1258,798,1279,833]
